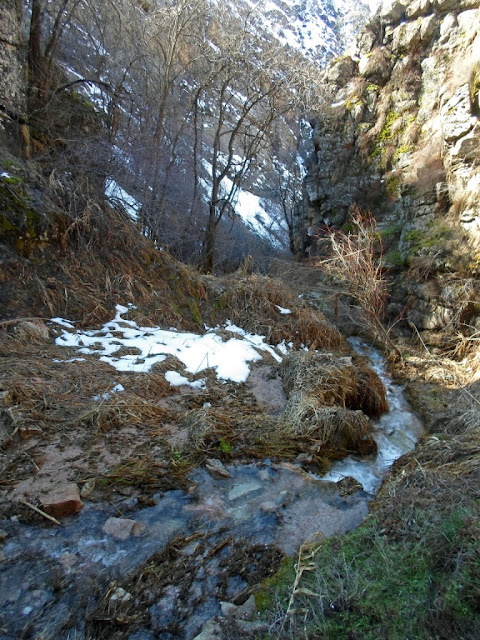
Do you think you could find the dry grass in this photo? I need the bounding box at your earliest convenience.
[280,350,387,417]
[279,394,376,457]
[210,274,347,351]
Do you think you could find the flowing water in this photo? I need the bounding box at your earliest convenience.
[321,338,424,493]
[0,342,423,640]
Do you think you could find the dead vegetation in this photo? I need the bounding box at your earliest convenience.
[280,350,388,417]
[209,272,347,351]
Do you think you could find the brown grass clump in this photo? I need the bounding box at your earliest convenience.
[12,320,51,343]
[102,455,170,489]
[210,274,347,351]
[77,395,170,432]
[279,394,377,457]
[280,351,387,418]
[183,407,235,451]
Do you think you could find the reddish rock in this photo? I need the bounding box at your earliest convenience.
[40,483,83,518]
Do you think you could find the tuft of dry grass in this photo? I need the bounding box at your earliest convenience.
[279,394,377,457]
[280,350,387,418]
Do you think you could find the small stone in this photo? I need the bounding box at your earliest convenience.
[0,528,8,542]
[220,601,238,618]
[80,478,96,498]
[295,453,313,464]
[102,516,144,540]
[236,595,256,620]
[192,618,223,640]
[60,552,78,570]
[40,483,83,518]
[205,458,231,479]
[228,481,262,501]
[259,501,277,514]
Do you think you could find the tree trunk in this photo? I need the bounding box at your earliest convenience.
[27,0,43,101]
[201,204,217,273]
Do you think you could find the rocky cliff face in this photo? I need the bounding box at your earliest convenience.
[297,0,480,342]
[0,0,25,121]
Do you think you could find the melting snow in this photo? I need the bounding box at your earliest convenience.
[165,371,206,389]
[104,179,141,220]
[52,304,288,384]
[275,305,291,315]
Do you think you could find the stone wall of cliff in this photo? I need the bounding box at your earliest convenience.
[0,0,25,114]
[296,0,480,341]
[0,0,26,142]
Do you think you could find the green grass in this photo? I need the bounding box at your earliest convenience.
[258,504,480,639]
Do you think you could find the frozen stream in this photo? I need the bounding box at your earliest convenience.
[0,341,423,640]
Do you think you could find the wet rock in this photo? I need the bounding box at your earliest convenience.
[192,618,223,640]
[0,528,8,542]
[228,481,262,501]
[40,483,83,518]
[102,517,143,540]
[60,552,78,570]
[236,595,256,619]
[220,601,238,618]
[206,458,231,480]
[149,585,181,630]
[127,631,156,640]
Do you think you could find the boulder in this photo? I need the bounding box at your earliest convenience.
[406,0,432,18]
[40,483,83,518]
[359,48,392,82]
[326,56,357,86]
[434,0,480,10]
[442,85,477,143]
[451,124,480,161]
[391,20,422,51]
[380,0,409,23]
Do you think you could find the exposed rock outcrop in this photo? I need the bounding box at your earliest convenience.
[296,0,480,341]
[0,0,25,122]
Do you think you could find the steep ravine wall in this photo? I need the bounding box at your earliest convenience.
[296,0,480,342]
[0,0,25,121]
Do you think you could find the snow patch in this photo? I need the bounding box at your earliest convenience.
[52,305,290,383]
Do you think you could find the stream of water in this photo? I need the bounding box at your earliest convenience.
[0,342,423,640]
